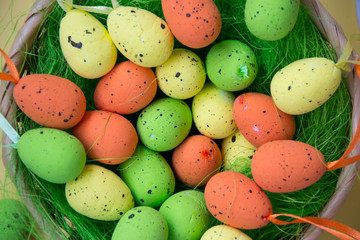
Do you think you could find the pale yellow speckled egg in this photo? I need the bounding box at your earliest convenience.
[201,225,252,240]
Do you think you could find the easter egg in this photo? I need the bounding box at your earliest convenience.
[17,128,86,184]
[13,74,86,130]
[0,199,29,240]
[118,144,176,207]
[112,206,168,240]
[107,6,174,67]
[192,82,237,139]
[221,129,256,173]
[159,190,213,240]
[172,135,222,187]
[137,98,192,152]
[204,171,272,229]
[156,48,206,99]
[94,61,157,114]
[65,164,134,221]
[201,225,252,240]
[244,0,300,41]
[251,140,327,193]
[59,9,117,79]
[270,57,342,115]
[71,111,138,165]
[206,40,258,91]
[233,92,296,148]
[161,0,222,48]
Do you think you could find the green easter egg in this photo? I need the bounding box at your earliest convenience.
[0,199,29,240]
[112,206,168,240]
[206,39,258,91]
[17,128,86,184]
[118,144,175,207]
[137,98,192,151]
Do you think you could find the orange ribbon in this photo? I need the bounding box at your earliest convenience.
[0,48,20,84]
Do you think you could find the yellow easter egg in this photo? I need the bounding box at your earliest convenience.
[107,6,174,67]
[201,225,252,240]
[192,82,237,139]
[156,48,206,99]
[59,9,117,79]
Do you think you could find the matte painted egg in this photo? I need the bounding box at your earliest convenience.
[13,74,86,130]
[65,164,134,221]
[94,61,157,114]
[201,225,252,240]
[233,92,296,148]
[59,9,117,79]
[118,144,175,207]
[156,48,206,99]
[71,111,138,165]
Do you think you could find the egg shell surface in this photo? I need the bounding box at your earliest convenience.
[17,128,86,184]
[245,0,300,41]
[137,98,192,152]
[71,111,138,165]
[156,48,206,99]
[233,92,296,148]
[251,140,327,193]
[206,39,258,91]
[204,171,272,229]
[118,144,176,207]
[159,190,213,240]
[107,6,174,67]
[65,164,134,221]
[94,61,157,114]
[172,135,222,187]
[0,199,29,240]
[161,0,221,48]
[201,225,252,240]
[59,9,117,79]
[192,82,237,139]
[112,206,168,240]
[13,74,86,130]
[270,57,341,115]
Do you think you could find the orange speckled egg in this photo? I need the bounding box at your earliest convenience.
[13,74,86,130]
[172,135,222,187]
[94,61,157,114]
[251,140,327,193]
[204,171,272,229]
[161,0,222,48]
[233,92,295,148]
[71,110,138,165]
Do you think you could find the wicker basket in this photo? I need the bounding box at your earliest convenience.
[1,0,359,239]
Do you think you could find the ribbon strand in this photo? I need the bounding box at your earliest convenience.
[0,48,20,84]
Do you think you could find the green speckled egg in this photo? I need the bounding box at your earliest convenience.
[245,0,300,41]
[137,98,192,151]
[0,199,29,240]
[192,83,237,139]
[159,190,213,240]
[118,144,175,207]
[206,40,258,91]
[112,206,168,240]
[17,128,86,184]
[156,48,206,99]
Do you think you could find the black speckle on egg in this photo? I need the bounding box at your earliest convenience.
[128,213,135,219]
[161,23,165,29]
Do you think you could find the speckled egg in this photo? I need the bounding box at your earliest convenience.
[162,0,222,48]
[221,129,257,173]
[71,111,138,165]
[155,48,206,99]
[137,98,192,152]
[204,171,272,229]
[0,199,29,240]
[17,128,86,184]
[206,40,258,91]
[233,92,296,148]
[112,206,168,240]
[13,74,86,130]
[107,6,174,67]
[159,190,213,240]
[245,0,300,41]
[192,82,237,139]
[172,135,222,187]
[94,61,157,114]
[65,164,134,221]
[201,225,252,240]
[59,9,117,79]
[118,144,175,207]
